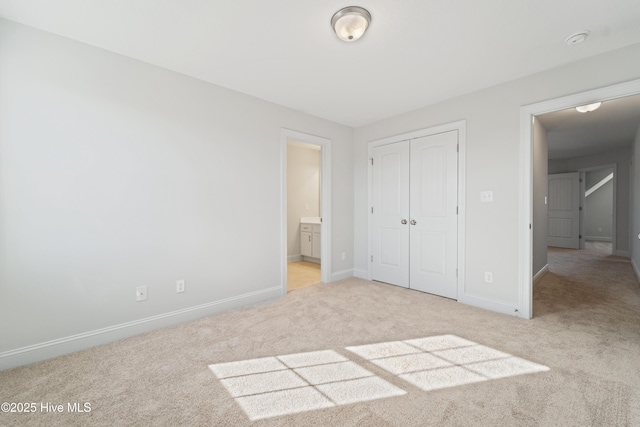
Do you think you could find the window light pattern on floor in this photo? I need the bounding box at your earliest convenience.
[208,349,405,420]
[346,334,549,392]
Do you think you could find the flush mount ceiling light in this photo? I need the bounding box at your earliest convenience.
[565,30,590,46]
[331,6,371,42]
[575,102,602,113]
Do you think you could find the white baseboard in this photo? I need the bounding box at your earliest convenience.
[614,250,630,258]
[533,264,549,285]
[301,256,320,264]
[585,236,612,242]
[331,269,353,282]
[458,293,521,318]
[0,286,282,372]
[288,254,303,262]
[353,268,369,279]
[353,272,525,318]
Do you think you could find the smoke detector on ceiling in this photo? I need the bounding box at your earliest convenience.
[565,31,590,46]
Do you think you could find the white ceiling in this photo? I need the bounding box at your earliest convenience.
[1,1,640,127]
[538,94,640,160]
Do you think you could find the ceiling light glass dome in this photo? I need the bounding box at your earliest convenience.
[331,7,371,42]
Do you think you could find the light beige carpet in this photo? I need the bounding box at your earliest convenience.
[1,247,639,426]
[584,240,612,254]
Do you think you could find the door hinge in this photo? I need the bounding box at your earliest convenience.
[579,235,582,239]
[579,206,583,211]
[370,158,374,166]
[371,255,373,262]
[371,207,374,214]
[529,224,532,230]
[456,206,458,215]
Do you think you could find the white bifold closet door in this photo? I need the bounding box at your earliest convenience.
[371,130,458,299]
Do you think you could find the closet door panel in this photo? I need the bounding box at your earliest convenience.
[371,141,410,288]
[409,131,458,299]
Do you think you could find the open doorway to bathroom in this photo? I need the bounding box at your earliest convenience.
[281,128,331,294]
[287,140,322,292]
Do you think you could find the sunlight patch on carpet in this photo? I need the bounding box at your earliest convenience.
[209,336,549,420]
[208,350,405,420]
[346,334,549,392]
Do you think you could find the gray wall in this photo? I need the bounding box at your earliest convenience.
[0,19,354,369]
[585,168,614,241]
[533,118,549,277]
[353,43,640,312]
[549,148,631,255]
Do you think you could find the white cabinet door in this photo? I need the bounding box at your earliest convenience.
[548,172,580,249]
[371,140,410,288]
[312,226,321,259]
[301,231,312,257]
[409,131,458,299]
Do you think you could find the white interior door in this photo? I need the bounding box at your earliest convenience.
[409,131,458,299]
[548,172,580,249]
[371,141,410,288]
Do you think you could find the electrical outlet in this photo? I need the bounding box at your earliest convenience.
[136,286,147,301]
[480,191,493,203]
[176,279,185,293]
[484,272,493,283]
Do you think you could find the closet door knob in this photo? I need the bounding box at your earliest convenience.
[410,219,417,225]
[401,219,407,225]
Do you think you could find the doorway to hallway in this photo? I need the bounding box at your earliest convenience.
[521,78,640,319]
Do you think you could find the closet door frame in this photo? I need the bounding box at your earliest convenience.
[367,120,466,300]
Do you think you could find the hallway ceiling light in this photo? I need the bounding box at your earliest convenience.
[575,102,602,113]
[331,6,371,42]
